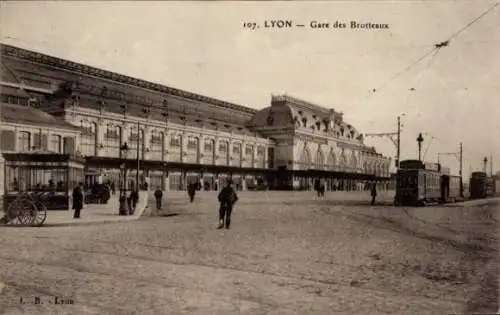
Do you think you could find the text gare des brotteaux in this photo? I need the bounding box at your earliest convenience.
[244,20,389,30]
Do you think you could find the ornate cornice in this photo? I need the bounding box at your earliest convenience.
[1,43,257,115]
[271,94,332,115]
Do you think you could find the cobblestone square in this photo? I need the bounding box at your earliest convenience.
[0,191,498,314]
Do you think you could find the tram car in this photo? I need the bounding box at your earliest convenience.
[395,159,461,206]
[469,172,496,199]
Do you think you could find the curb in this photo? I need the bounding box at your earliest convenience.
[43,192,150,227]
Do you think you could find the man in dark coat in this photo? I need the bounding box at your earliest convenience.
[154,187,163,212]
[72,182,84,219]
[130,189,139,214]
[187,182,197,203]
[371,181,377,205]
[217,180,238,229]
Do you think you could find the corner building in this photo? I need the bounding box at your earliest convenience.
[0,44,391,192]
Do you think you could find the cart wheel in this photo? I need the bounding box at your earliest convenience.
[17,199,37,226]
[31,203,47,227]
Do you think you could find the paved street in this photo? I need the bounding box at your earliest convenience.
[0,191,498,315]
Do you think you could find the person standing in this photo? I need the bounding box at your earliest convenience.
[154,186,163,212]
[217,180,238,229]
[72,182,84,219]
[371,181,377,205]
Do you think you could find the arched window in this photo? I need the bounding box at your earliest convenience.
[50,134,62,153]
[18,131,31,152]
[351,152,358,169]
[167,134,182,162]
[256,146,266,168]
[244,144,254,167]
[315,149,324,170]
[218,140,229,165]
[185,136,199,163]
[128,126,144,160]
[203,138,215,164]
[80,121,97,156]
[340,149,347,167]
[299,148,311,170]
[231,142,242,167]
[150,130,164,161]
[104,124,121,157]
[327,151,337,170]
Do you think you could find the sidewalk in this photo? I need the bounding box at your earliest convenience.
[42,191,149,227]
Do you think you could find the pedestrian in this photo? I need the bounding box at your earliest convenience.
[217,179,238,229]
[371,181,377,205]
[154,186,163,212]
[187,182,197,203]
[72,182,84,219]
[130,189,139,214]
[319,179,326,197]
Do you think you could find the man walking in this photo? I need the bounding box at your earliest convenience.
[154,186,163,212]
[187,182,197,203]
[72,182,84,219]
[371,181,377,205]
[217,180,238,229]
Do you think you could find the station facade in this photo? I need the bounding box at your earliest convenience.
[0,43,391,193]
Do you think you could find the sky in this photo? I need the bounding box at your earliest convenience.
[1,1,499,178]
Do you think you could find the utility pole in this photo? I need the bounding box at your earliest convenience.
[416,133,424,162]
[136,121,140,190]
[364,115,401,169]
[459,142,463,197]
[490,154,493,176]
[397,116,401,170]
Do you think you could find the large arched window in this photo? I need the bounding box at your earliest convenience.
[340,149,347,168]
[18,131,31,152]
[231,142,242,167]
[327,150,337,170]
[315,149,324,170]
[167,134,182,162]
[218,140,229,165]
[50,134,62,153]
[185,136,199,163]
[80,121,97,156]
[351,152,358,170]
[299,148,311,170]
[150,130,164,161]
[128,126,144,160]
[203,138,215,164]
[256,146,266,168]
[244,144,254,167]
[104,124,121,157]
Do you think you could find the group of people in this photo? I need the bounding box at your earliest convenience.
[314,178,378,205]
[73,177,378,226]
[71,182,140,219]
[153,179,239,229]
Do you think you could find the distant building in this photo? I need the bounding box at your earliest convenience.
[0,43,391,194]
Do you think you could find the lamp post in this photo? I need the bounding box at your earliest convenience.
[119,142,129,215]
[417,133,424,162]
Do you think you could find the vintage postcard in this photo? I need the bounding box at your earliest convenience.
[0,1,498,314]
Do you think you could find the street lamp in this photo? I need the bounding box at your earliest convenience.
[119,142,129,215]
[417,133,424,162]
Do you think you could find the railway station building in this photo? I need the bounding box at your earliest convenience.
[0,43,392,194]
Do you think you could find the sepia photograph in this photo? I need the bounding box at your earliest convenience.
[0,0,499,314]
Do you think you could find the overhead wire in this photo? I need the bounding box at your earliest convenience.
[365,1,500,98]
